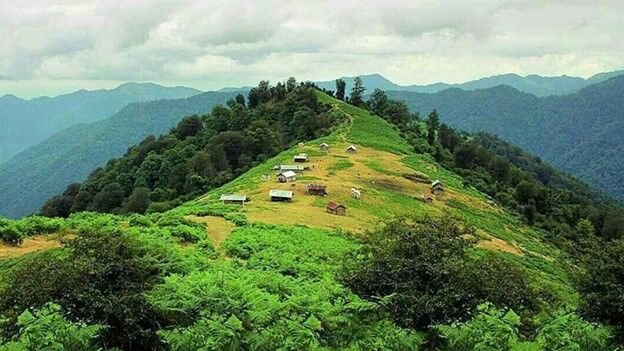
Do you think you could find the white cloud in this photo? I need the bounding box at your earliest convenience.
[1,0,623,97]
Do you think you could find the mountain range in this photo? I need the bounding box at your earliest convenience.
[0,82,201,163]
[387,75,624,201]
[315,70,624,97]
[0,91,236,218]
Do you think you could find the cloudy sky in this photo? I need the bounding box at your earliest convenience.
[1,0,623,98]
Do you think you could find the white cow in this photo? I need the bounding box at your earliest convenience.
[351,188,362,199]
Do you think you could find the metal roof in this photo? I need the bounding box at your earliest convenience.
[432,180,443,188]
[279,165,305,171]
[269,189,294,198]
[279,170,297,178]
[346,145,357,150]
[219,194,247,201]
[327,201,346,209]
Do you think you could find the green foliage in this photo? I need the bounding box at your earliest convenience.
[0,303,102,351]
[42,83,342,218]
[436,304,614,351]
[437,303,521,351]
[342,216,540,329]
[0,220,23,246]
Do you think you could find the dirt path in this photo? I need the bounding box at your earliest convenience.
[186,215,236,247]
[0,235,61,258]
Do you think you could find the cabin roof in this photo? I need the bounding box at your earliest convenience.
[432,180,444,188]
[269,189,294,198]
[346,145,357,151]
[279,164,306,171]
[319,142,329,147]
[219,194,247,201]
[294,153,308,158]
[279,170,297,178]
[326,201,346,210]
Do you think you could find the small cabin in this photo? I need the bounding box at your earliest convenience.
[431,180,445,195]
[326,201,347,216]
[351,188,362,199]
[278,164,307,173]
[421,194,434,203]
[346,145,357,154]
[319,142,329,151]
[293,153,309,163]
[219,194,249,205]
[306,184,328,196]
[269,189,294,202]
[277,170,297,183]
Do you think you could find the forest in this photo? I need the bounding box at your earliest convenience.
[0,78,622,350]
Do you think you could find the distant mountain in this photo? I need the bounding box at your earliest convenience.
[387,76,624,201]
[0,82,202,163]
[314,70,624,97]
[0,91,236,218]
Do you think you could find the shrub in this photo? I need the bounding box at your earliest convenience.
[0,220,23,246]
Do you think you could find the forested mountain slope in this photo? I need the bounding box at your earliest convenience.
[0,83,201,163]
[0,91,236,218]
[387,76,624,201]
[315,70,623,97]
[0,87,620,350]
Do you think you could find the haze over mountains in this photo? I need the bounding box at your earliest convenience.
[388,75,624,201]
[1,69,623,218]
[315,70,624,97]
[0,82,201,163]
[0,91,236,218]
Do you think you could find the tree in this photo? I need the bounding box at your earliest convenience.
[427,110,440,145]
[173,116,203,139]
[575,238,624,339]
[368,88,388,115]
[247,87,259,108]
[91,182,125,212]
[286,77,297,92]
[234,93,246,106]
[124,187,150,214]
[342,216,478,328]
[335,79,346,100]
[349,77,365,106]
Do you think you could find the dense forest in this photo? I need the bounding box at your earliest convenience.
[0,78,622,350]
[0,91,237,219]
[386,74,624,201]
[41,79,343,217]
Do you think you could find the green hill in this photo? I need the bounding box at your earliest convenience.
[0,82,201,163]
[387,75,624,201]
[0,91,237,219]
[0,85,620,350]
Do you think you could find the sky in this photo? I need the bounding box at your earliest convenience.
[1,0,623,98]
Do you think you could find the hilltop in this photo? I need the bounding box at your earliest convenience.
[0,84,619,350]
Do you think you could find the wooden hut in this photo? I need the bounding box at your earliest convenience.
[431,180,445,195]
[293,153,309,163]
[306,184,327,196]
[219,194,249,205]
[319,142,329,151]
[326,201,347,215]
[277,170,297,183]
[346,145,357,154]
[269,189,294,202]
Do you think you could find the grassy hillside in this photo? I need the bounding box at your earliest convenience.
[174,91,573,301]
[0,89,614,350]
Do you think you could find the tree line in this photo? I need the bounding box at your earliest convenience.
[41,80,344,218]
